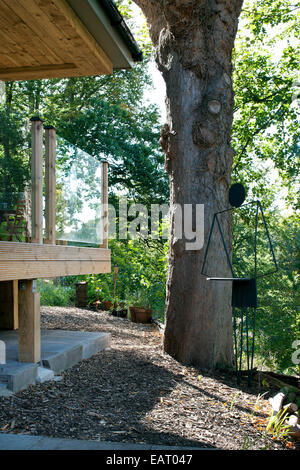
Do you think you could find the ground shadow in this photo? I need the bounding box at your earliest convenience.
[0,347,216,449]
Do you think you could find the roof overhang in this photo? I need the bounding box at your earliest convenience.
[0,0,142,82]
[68,0,143,70]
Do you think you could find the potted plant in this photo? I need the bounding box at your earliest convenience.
[102,299,113,310]
[128,289,153,324]
[88,277,113,311]
[110,297,127,318]
[118,299,127,318]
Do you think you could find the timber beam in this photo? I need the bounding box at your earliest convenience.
[0,242,111,282]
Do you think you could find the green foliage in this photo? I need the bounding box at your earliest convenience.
[115,0,153,59]
[232,0,300,209]
[229,1,299,372]
[0,83,31,206]
[85,238,168,320]
[266,407,290,440]
[254,216,299,373]
[62,238,168,320]
[37,279,74,307]
[0,40,167,209]
[232,210,299,373]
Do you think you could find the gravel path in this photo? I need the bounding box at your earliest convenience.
[0,306,294,450]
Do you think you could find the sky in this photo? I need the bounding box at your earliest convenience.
[126,1,167,122]
[144,60,166,123]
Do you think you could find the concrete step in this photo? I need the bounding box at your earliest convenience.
[0,330,111,392]
[0,382,14,397]
[40,331,110,374]
[0,433,207,451]
[0,362,38,393]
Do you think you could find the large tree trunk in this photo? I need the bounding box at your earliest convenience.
[134,0,243,368]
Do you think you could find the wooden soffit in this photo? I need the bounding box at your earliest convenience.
[0,0,114,81]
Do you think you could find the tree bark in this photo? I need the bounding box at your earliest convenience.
[134,0,243,368]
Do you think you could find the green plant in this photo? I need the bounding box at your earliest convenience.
[266,408,290,440]
[242,435,252,450]
[229,391,242,411]
[128,288,153,309]
[37,279,74,307]
[250,392,268,419]
[83,275,113,305]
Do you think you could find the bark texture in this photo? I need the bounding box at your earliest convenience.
[134,0,244,368]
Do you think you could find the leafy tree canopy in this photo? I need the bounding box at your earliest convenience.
[0,25,167,208]
[232,0,300,211]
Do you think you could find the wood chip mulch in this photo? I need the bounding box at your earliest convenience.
[0,306,296,450]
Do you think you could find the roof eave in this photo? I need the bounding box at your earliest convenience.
[67,0,143,70]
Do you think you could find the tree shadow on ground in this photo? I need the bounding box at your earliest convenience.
[32,308,282,449]
[0,348,217,449]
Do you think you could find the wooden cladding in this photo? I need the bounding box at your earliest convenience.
[0,242,111,281]
[0,0,113,80]
[0,63,78,81]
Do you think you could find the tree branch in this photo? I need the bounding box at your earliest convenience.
[232,105,287,173]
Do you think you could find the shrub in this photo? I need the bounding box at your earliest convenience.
[37,279,74,307]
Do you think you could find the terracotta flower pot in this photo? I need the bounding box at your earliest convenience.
[103,300,112,310]
[129,306,136,322]
[129,306,152,324]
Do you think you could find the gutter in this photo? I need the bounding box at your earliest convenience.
[99,0,143,62]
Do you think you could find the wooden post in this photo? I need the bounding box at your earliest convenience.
[0,280,18,330]
[18,280,40,363]
[21,117,43,364]
[30,117,44,244]
[45,126,56,245]
[113,266,119,299]
[75,282,88,308]
[101,160,109,249]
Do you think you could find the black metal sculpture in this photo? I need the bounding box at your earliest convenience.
[201,183,278,385]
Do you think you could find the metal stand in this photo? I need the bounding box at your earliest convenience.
[201,199,278,386]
